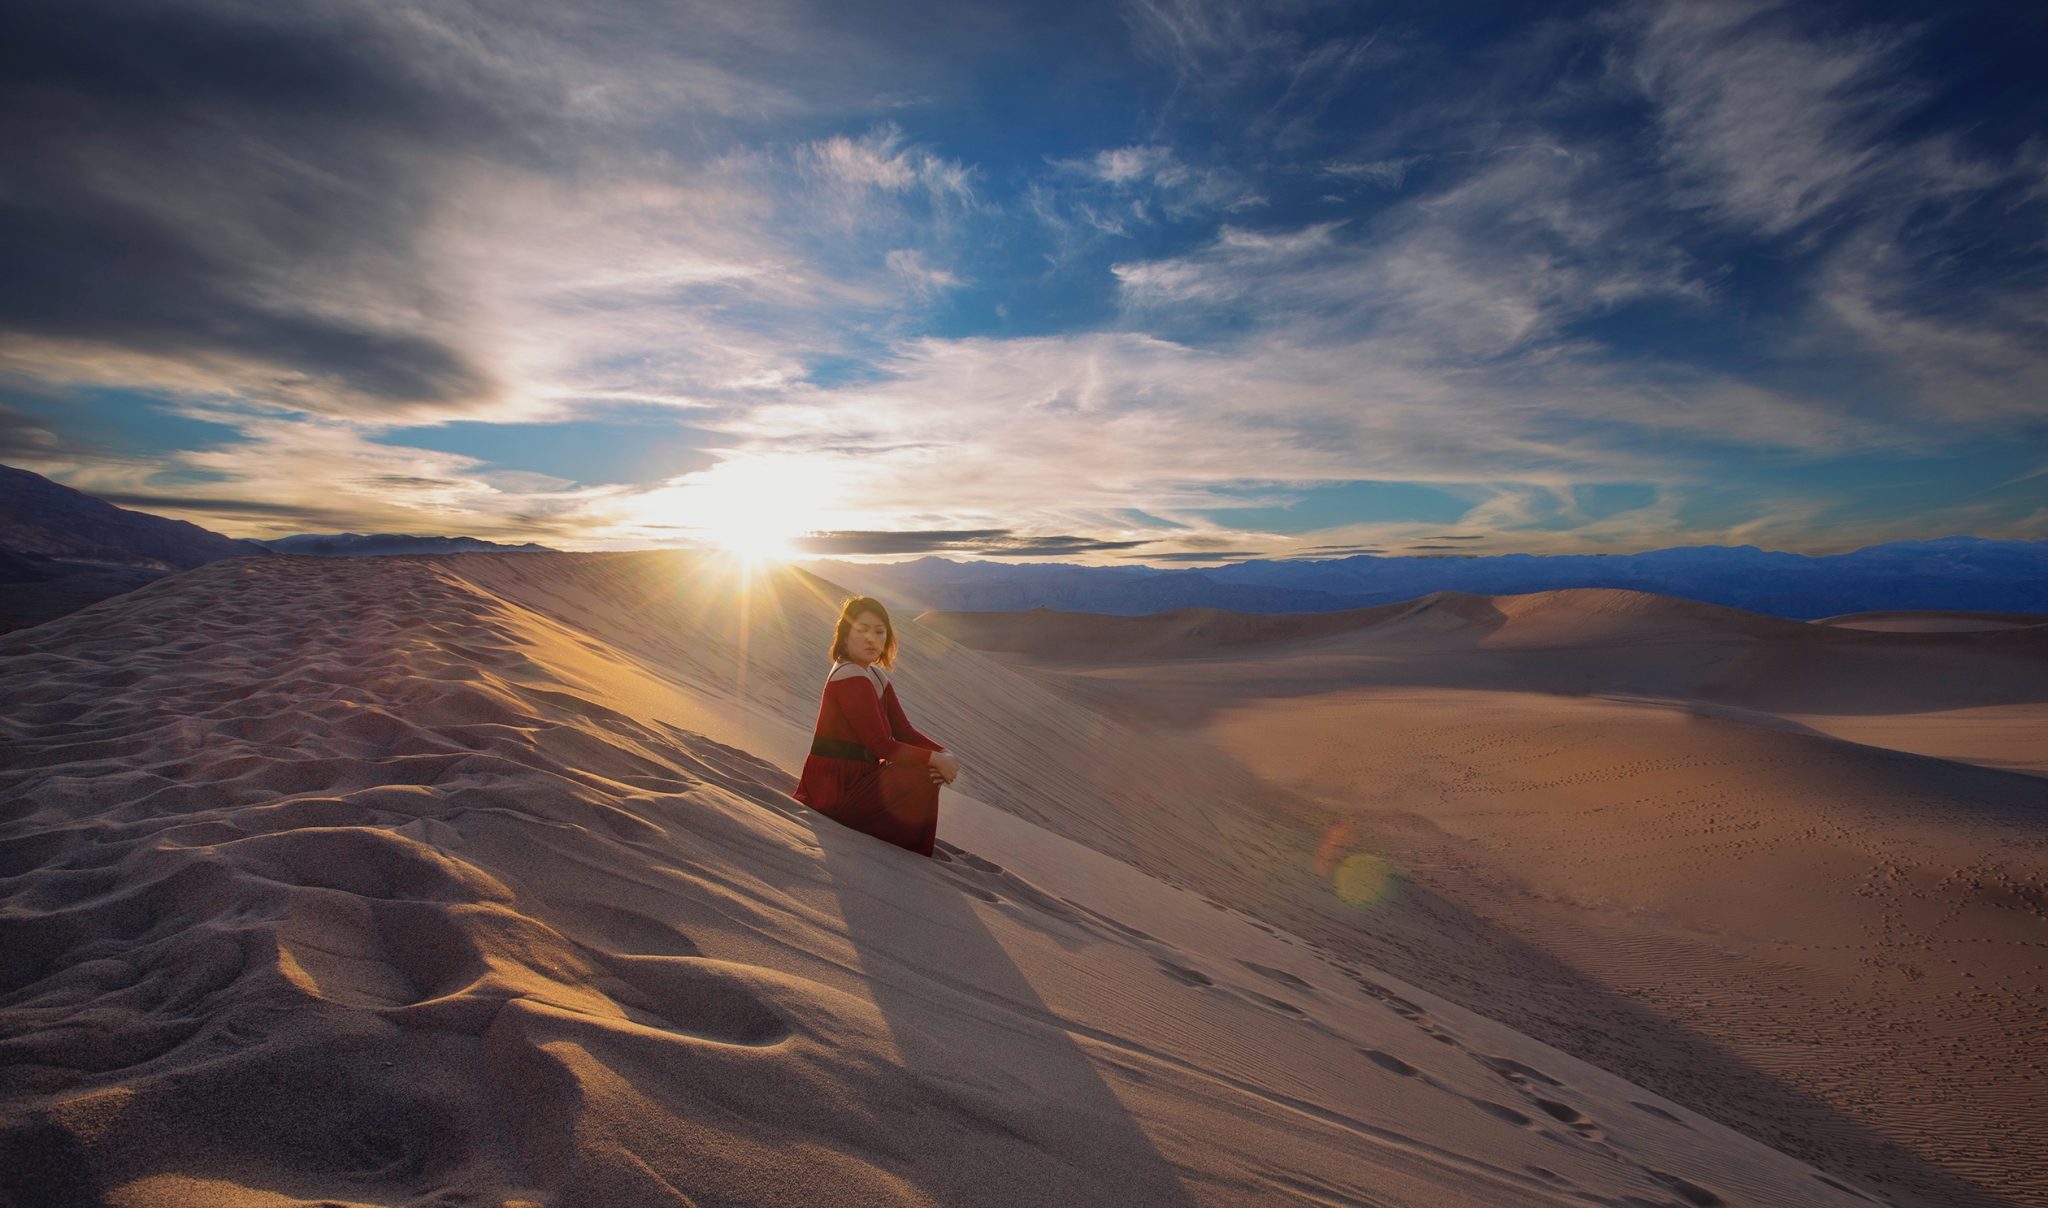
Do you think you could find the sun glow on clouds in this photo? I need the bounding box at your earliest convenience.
[624,455,844,562]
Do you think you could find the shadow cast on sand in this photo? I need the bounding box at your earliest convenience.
[813,818,1196,1207]
[770,741,2019,1206]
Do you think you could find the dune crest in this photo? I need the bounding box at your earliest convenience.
[0,554,1869,1206]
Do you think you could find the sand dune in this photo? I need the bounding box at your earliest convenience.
[935,593,2048,1206]
[932,589,2048,716]
[1814,610,2048,633]
[914,600,1426,660]
[917,589,1822,661]
[0,553,1868,1206]
[925,589,2048,662]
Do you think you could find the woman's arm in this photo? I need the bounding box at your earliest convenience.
[828,677,932,765]
[883,684,944,751]
[884,683,959,785]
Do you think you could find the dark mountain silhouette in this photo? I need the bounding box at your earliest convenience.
[0,463,269,632]
[0,462,264,568]
[261,533,555,557]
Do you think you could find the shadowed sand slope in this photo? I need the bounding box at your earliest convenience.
[940,594,2048,1206]
[0,554,1863,1207]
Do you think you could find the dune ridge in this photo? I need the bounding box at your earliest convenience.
[0,552,1869,1206]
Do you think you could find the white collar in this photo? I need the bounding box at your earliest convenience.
[828,660,890,688]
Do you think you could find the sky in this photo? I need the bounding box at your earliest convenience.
[2,0,2045,564]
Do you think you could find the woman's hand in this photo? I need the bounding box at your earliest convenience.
[928,750,961,785]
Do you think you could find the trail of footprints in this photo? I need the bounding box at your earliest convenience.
[927,839,1132,945]
[922,838,1880,1208]
[1328,963,1877,1207]
[1342,960,1879,1208]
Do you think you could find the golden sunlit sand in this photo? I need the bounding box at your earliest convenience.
[1,554,2040,1205]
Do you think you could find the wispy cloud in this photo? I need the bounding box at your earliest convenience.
[1072,144,1264,211]
[1816,227,2048,424]
[800,124,977,212]
[1123,0,1383,107]
[1622,0,1984,237]
[1621,0,2048,431]
[1115,142,1708,363]
[23,407,615,539]
[885,249,963,298]
[1320,157,1419,189]
[1030,143,1266,259]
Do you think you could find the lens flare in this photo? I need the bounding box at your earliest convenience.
[1315,820,1397,907]
[1332,852,1392,906]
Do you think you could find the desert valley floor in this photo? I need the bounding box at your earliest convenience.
[2,552,2043,1206]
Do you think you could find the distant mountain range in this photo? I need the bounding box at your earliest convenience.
[260,533,555,557]
[0,464,550,632]
[810,536,2048,621]
[1,462,266,570]
[5,459,2044,632]
[0,463,270,632]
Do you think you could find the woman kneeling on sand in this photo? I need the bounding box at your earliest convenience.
[793,596,961,856]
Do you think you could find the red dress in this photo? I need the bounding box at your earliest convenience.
[792,661,947,856]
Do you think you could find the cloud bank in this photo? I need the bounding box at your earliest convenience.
[3,0,2043,560]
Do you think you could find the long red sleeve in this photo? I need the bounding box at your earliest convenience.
[883,684,944,752]
[826,677,932,765]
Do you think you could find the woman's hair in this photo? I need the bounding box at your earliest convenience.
[829,595,898,668]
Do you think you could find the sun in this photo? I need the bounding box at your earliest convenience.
[708,515,803,563]
[677,455,832,564]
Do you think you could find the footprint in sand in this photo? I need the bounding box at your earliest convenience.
[1357,1047,1485,1097]
[593,956,792,1048]
[1531,1097,1607,1142]
[950,848,1005,875]
[1328,968,1477,1048]
[1358,1048,1421,1077]
[1474,1054,1565,1088]
[1243,990,1308,1018]
[1236,960,1316,994]
[951,879,1004,904]
[1154,959,1306,1021]
[929,841,1099,931]
[1467,1098,1535,1128]
[929,842,1005,903]
[1532,1097,1586,1124]
[1072,907,1158,946]
[1646,1169,1724,1207]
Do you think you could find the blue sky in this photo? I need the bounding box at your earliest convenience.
[2,0,2044,561]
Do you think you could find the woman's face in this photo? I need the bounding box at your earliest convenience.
[846,611,889,665]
